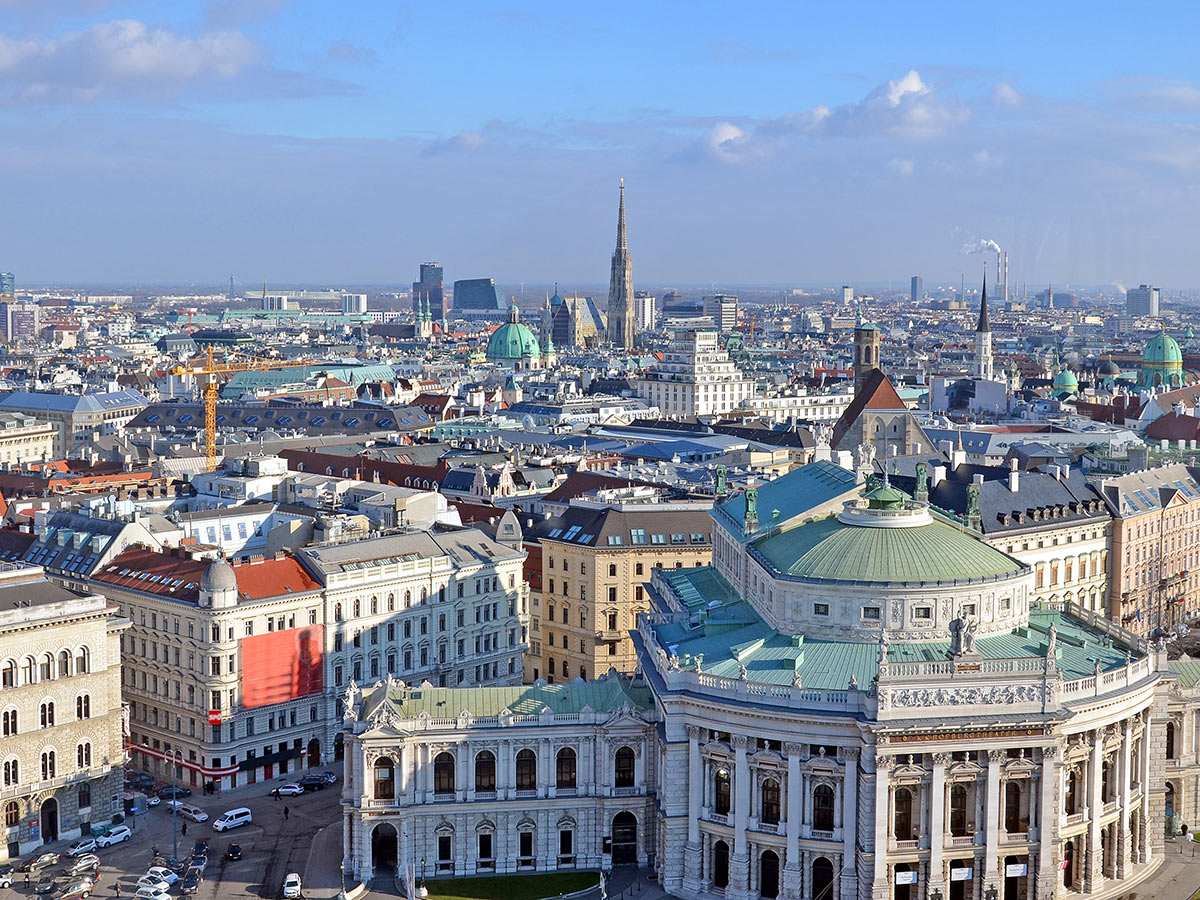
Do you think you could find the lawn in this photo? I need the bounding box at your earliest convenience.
[425,871,600,900]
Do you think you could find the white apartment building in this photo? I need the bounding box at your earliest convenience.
[746,389,853,424]
[635,331,756,417]
[0,413,55,465]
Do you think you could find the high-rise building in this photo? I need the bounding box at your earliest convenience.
[634,291,655,331]
[910,275,924,304]
[634,330,755,416]
[703,294,738,333]
[607,181,634,349]
[1126,284,1160,317]
[842,285,854,305]
[0,273,13,297]
[341,293,367,316]
[413,263,445,319]
[452,278,506,315]
[0,301,39,343]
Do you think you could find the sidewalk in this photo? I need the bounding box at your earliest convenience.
[305,823,350,900]
[1151,838,1200,900]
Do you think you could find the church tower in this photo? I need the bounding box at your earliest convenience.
[853,307,881,395]
[974,267,993,381]
[607,180,635,349]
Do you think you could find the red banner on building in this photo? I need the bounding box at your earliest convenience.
[241,625,324,709]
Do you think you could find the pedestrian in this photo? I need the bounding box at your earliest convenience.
[272,788,280,800]
[24,873,29,888]
[283,805,289,821]
[181,821,188,836]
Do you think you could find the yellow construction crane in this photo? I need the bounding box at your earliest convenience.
[171,346,314,471]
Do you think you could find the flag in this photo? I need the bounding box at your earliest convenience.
[1137,609,1143,623]
[1059,860,1070,871]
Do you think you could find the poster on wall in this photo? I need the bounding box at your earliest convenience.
[241,625,323,709]
[1005,864,1028,878]
[895,871,918,885]
[950,868,973,882]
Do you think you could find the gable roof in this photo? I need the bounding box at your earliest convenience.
[831,369,909,448]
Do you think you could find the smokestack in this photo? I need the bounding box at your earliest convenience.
[1003,251,1009,304]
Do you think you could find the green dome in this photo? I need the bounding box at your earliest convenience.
[863,483,908,510]
[753,515,1025,584]
[1143,330,1183,365]
[486,303,542,362]
[1052,368,1078,389]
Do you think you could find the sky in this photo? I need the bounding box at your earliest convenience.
[4,1,1200,289]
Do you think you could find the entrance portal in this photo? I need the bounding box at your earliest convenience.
[39,798,58,843]
[760,850,779,899]
[372,822,399,874]
[611,812,637,865]
[308,739,321,768]
[812,857,834,900]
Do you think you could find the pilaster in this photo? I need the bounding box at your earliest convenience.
[872,752,893,900]
[783,742,804,900]
[1037,744,1060,900]
[841,747,861,900]
[729,734,752,900]
[684,725,705,893]
[928,753,948,898]
[1085,731,1103,891]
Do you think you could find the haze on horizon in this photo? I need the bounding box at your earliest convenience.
[2,1,1200,290]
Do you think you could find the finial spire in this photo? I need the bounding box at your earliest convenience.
[616,179,627,251]
[977,261,990,333]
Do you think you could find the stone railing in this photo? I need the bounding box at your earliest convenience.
[1060,656,1153,702]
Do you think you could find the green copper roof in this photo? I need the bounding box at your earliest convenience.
[864,483,908,509]
[753,514,1025,584]
[370,677,652,718]
[1052,368,1078,388]
[486,321,541,361]
[1143,330,1183,365]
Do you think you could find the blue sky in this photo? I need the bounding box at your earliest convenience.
[3,1,1200,289]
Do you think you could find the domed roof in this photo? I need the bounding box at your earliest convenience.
[862,482,908,510]
[1143,330,1183,366]
[201,557,237,593]
[753,513,1025,585]
[1052,368,1079,389]
[486,304,541,362]
[1098,357,1121,376]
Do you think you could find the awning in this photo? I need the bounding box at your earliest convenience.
[130,742,239,778]
[237,747,305,772]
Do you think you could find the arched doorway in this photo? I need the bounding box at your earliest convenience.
[1166,783,1176,820]
[712,840,729,889]
[611,811,637,865]
[1063,842,1075,890]
[307,738,320,768]
[1003,855,1028,900]
[894,863,913,900]
[760,850,780,899]
[334,733,344,761]
[812,857,834,900]
[39,798,58,844]
[372,822,398,874]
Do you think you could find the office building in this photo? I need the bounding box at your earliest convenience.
[842,285,854,305]
[703,294,738,333]
[607,182,635,349]
[1126,284,1160,317]
[0,412,54,466]
[910,275,923,304]
[634,291,656,331]
[0,389,148,456]
[0,566,128,860]
[0,301,39,343]
[453,278,506,315]
[634,331,756,417]
[341,293,368,316]
[0,273,13,297]
[413,263,445,319]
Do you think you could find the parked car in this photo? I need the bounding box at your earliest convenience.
[298,774,325,791]
[192,839,209,860]
[0,864,13,887]
[144,866,179,886]
[282,873,302,899]
[157,786,192,800]
[320,771,338,784]
[145,794,161,807]
[225,844,242,862]
[136,875,172,893]
[20,852,61,873]
[34,874,57,894]
[274,782,303,796]
[149,856,187,874]
[58,881,95,900]
[96,825,132,847]
[133,889,171,900]
[179,867,203,895]
[64,856,100,878]
[66,838,97,857]
[127,773,154,789]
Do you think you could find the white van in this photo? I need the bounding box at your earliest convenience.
[178,804,208,823]
[212,808,252,832]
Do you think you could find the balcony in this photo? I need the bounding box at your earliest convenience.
[363,797,396,809]
[595,630,623,643]
[894,840,919,851]
[950,835,976,846]
[810,830,834,841]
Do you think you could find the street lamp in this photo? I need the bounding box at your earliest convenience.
[171,750,183,862]
[337,859,347,900]
[419,858,428,898]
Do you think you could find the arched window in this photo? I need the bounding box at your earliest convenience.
[353,599,361,618]
[1065,769,1079,815]
[404,590,412,608]
[712,839,730,889]
[1005,781,1023,833]
[76,695,90,720]
[74,647,89,674]
[1,709,16,737]
[813,784,835,831]
[515,749,536,791]
[615,747,636,788]
[434,752,455,795]
[894,787,914,840]
[1,661,14,689]
[57,651,70,678]
[950,784,969,835]
[714,768,732,815]
[761,778,781,825]
[370,597,378,615]
[335,603,343,622]
[76,742,91,768]
[387,594,395,612]
[4,801,16,827]
[2,759,16,786]
[40,750,55,780]
[39,702,54,729]
[1168,721,1177,759]
[21,657,34,684]
[38,654,51,681]
[421,587,428,603]
[475,751,496,792]
[373,757,395,800]
[556,747,577,789]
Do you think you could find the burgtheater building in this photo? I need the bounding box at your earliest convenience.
[343,462,1173,900]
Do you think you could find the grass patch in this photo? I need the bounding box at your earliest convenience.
[425,871,600,900]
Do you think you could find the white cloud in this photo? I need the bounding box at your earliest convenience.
[889,158,915,176]
[992,82,1022,107]
[974,148,1002,168]
[0,19,258,103]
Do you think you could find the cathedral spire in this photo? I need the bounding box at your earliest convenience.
[607,179,635,349]
[616,178,627,251]
[977,264,990,334]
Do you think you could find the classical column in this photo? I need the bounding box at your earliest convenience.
[872,753,893,900]
[985,750,1004,890]
[928,753,949,899]
[782,743,804,900]
[841,747,861,900]
[1086,731,1103,890]
[730,735,753,900]
[1139,714,1151,863]
[541,738,553,800]
[1118,721,1132,877]
[684,726,705,892]
[1037,745,1059,900]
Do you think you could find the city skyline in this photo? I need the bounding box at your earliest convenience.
[4,2,1200,286]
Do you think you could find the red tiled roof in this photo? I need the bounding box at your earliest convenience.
[541,471,659,504]
[831,369,908,448]
[1146,411,1200,442]
[94,547,320,605]
[230,556,321,600]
